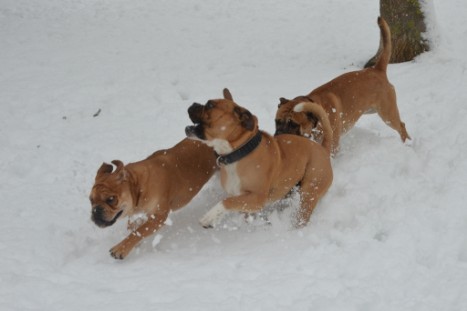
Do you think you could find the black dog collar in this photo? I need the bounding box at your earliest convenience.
[216,131,262,166]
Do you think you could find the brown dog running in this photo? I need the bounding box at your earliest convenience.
[275,17,410,155]
[185,89,333,228]
[89,138,217,259]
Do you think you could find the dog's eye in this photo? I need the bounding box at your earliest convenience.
[205,101,215,109]
[275,119,283,126]
[106,196,115,205]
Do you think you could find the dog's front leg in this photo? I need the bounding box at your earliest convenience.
[110,211,169,259]
[127,217,145,232]
[199,193,267,228]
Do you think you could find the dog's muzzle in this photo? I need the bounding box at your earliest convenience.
[186,103,206,140]
[91,206,123,228]
[187,103,204,124]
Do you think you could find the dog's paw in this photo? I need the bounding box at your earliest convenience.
[199,202,227,229]
[109,240,133,260]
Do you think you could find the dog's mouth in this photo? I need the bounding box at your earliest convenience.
[185,124,206,140]
[92,210,123,228]
[186,102,208,140]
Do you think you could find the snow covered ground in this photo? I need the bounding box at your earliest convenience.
[1,0,466,310]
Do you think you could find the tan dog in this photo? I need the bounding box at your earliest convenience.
[185,89,333,228]
[89,139,216,259]
[275,17,410,154]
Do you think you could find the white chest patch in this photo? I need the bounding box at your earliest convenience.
[207,138,233,154]
[223,163,242,196]
[207,138,242,195]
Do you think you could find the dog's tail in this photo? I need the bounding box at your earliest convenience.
[374,17,391,72]
[294,102,333,154]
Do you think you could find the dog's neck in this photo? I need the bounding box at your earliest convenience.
[207,127,256,154]
[215,130,262,166]
[123,167,142,209]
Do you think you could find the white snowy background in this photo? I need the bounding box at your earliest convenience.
[1,0,466,310]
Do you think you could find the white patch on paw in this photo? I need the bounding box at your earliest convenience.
[200,202,227,228]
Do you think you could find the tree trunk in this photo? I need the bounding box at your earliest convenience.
[365,0,430,67]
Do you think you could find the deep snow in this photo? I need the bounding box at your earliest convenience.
[1,0,466,310]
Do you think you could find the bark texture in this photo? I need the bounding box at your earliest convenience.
[365,0,429,67]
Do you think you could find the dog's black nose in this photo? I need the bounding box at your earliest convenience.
[188,102,203,112]
[185,124,205,140]
[188,103,204,124]
[92,206,104,217]
[91,206,108,227]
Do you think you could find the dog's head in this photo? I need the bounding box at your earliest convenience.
[274,97,322,141]
[89,160,133,228]
[185,88,258,153]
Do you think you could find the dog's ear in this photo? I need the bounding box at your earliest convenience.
[234,106,255,131]
[223,88,233,101]
[111,160,124,171]
[96,162,113,180]
[111,160,128,181]
[278,97,289,107]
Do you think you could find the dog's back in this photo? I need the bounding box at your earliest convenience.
[130,138,217,209]
[147,138,216,176]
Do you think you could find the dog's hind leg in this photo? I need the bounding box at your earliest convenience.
[295,165,333,227]
[376,90,411,142]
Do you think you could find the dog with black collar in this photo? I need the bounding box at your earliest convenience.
[185,89,333,228]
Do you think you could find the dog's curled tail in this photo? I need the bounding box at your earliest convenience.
[374,16,392,72]
[294,102,333,154]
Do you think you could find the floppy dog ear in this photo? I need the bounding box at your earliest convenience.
[111,160,128,181]
[96,162,113,180]
[223,88,233,101]
[278,97,289,107]
[234,106,255,131]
